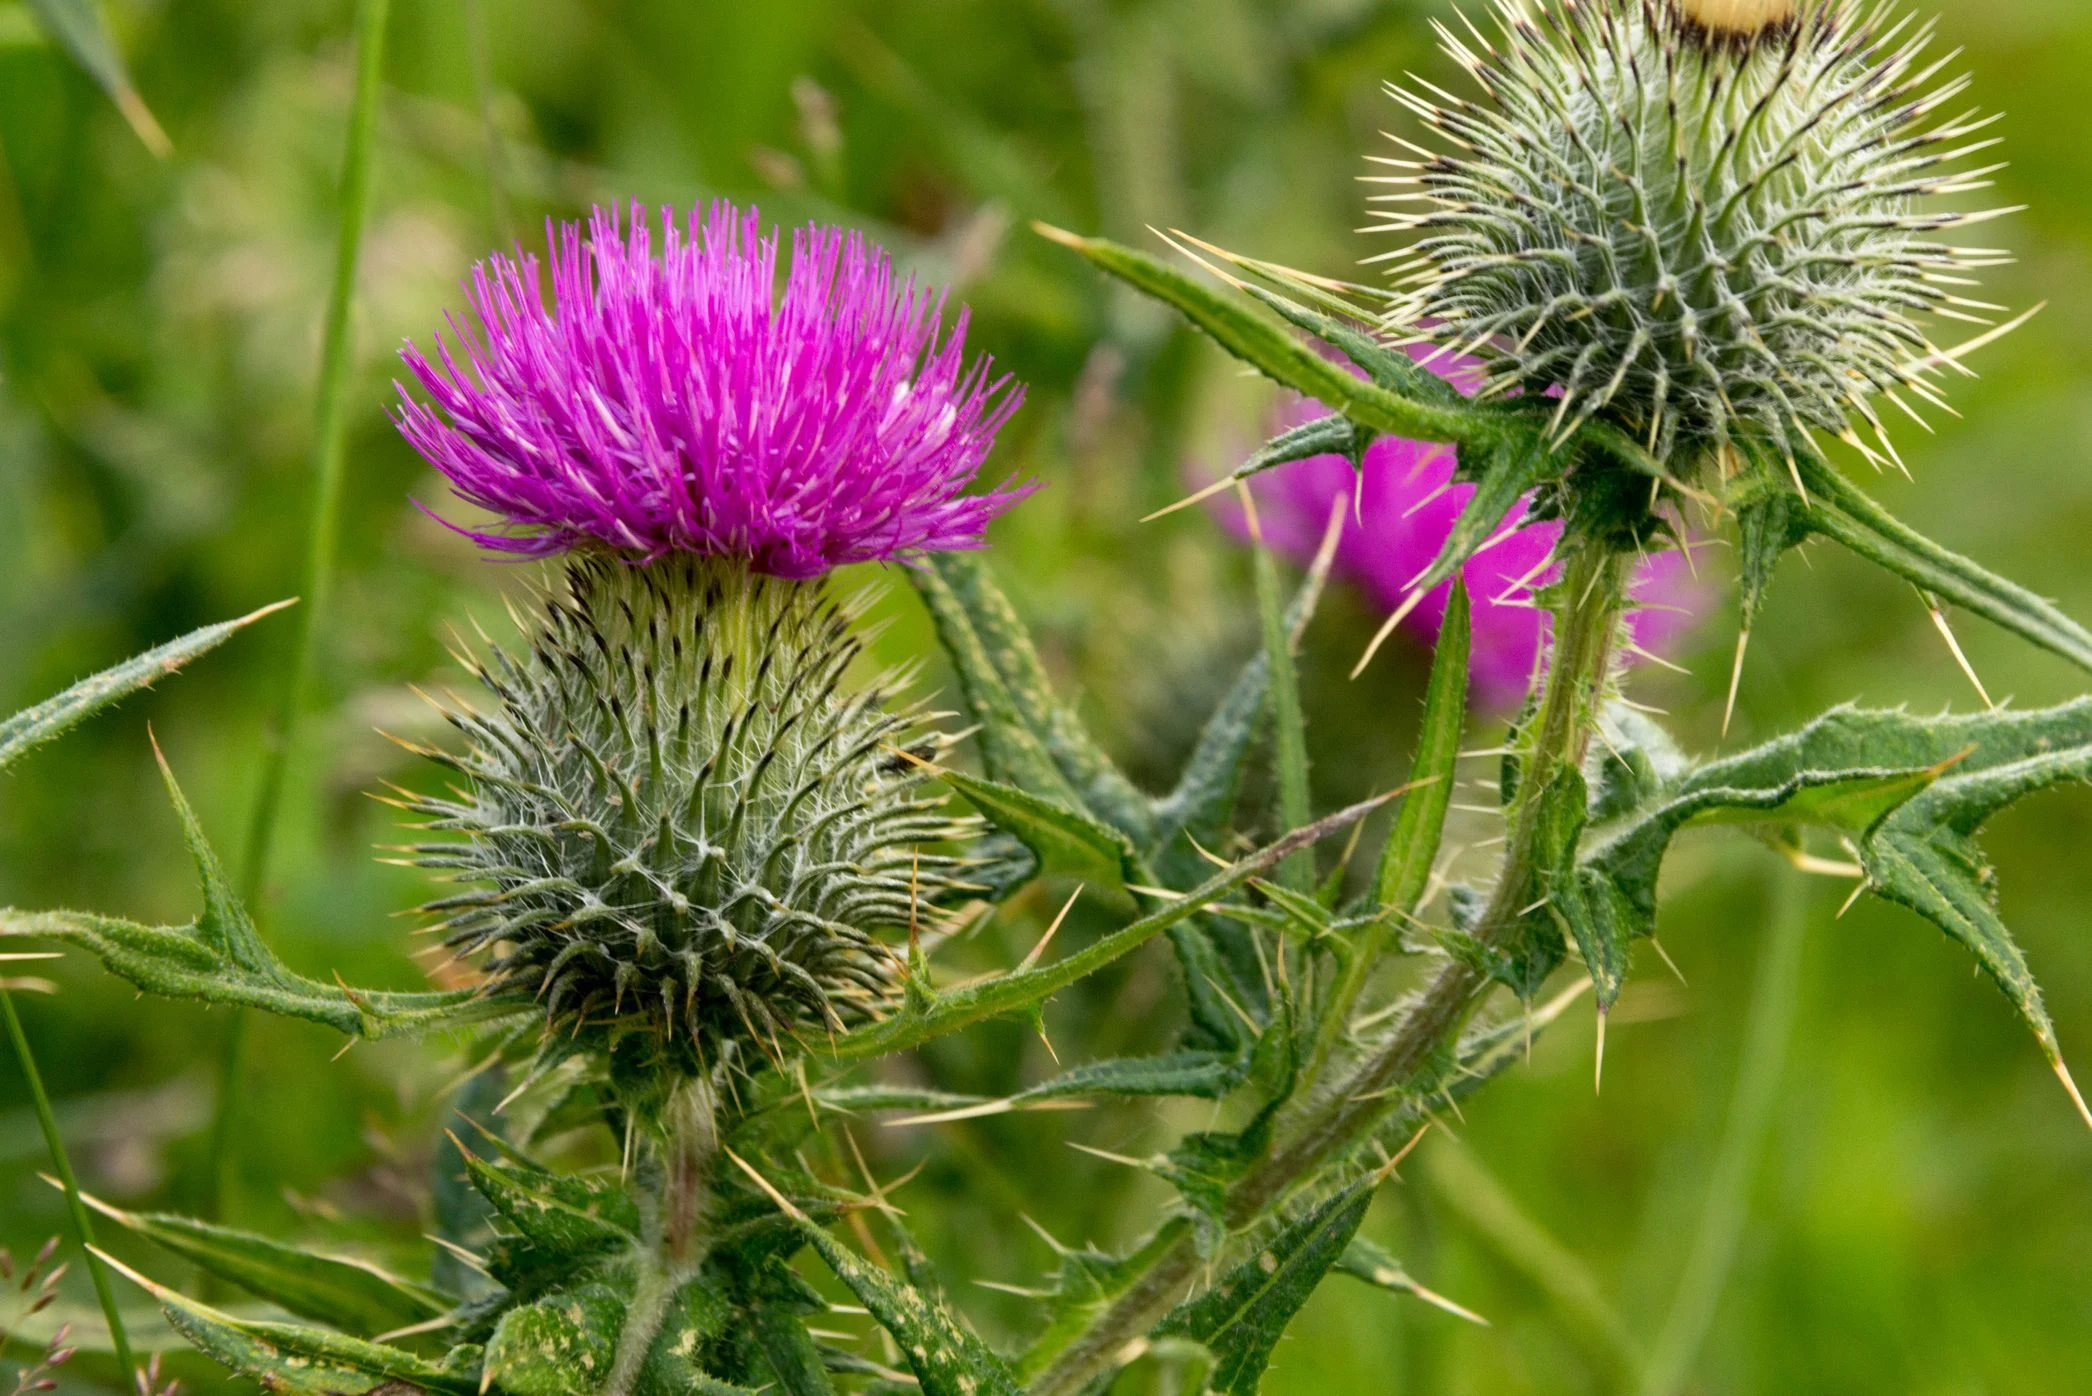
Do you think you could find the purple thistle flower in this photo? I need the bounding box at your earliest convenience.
[395,202,1032,577]
[1208,352,1711,710]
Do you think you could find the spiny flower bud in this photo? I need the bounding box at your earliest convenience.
[1375,1,2010,477]
[404,556,972,1081]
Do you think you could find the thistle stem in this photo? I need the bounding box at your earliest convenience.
[1028,542,1631,1396]
[605,1079,718,1396]
[1,988,135,1378]
[206,0,391,1222]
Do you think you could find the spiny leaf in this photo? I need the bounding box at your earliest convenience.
[98,1250,478,1395]
[796,1229,1021,1396]
[0,752,499,1038]
[908,559,1085,812]
[484,1283,624,1396]
[0,601,290,772]
[1373,579,1469,920]
[1152,544,1336,859]
[1017,1049,1250,1104]
[1035,225,1480,446]
[1014,1220,1193,1382]
[1152,1180,1375,1394]
[940,769,1140,891]
[78,1190,447,1338]
[457,1143,639,1257]
[1580,701,2092,1057]
[914,553,1154,843]
[819,794,1392,1062]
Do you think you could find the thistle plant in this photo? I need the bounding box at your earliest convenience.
[5,4,2092,1396]
[391,203,1026,1108]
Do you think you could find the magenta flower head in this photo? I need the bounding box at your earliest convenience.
[1209,353,1710,710]
[394,201,1031,577]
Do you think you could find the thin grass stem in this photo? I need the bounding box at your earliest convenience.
[1638,866,1809,1396]
[205,0,393,1222]
[1,987,135,1378]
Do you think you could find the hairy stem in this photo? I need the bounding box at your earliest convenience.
[207,0,391,1223]
[606,1079,718,1396]
[1028,543,1631,1396]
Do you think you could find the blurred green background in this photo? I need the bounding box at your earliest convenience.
[3,0,2090,1392]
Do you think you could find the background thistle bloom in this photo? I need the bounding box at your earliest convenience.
[1375,0,2010,469]
[1207,361,1709,708]
[390,203,1028,1091]
[397,201,1030,575]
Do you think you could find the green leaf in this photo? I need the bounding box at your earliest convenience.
[0,749,497,1038]
[914,554,1154,844]
[1153,549,1336,860]
[458,1142,640,1258]
[940,769,1140,890]
[1579,701,2092,1058]
[23,0,172,155]
[908,558,1084,812]
[79,1191,448,1339]
[101,1251,478,1395]
[1037,226,1480,447]
[484,1283,625,1396]
[820,793,1393,1062]
[746,1301,837,1396]
[796,1228,1021,1396]
[1856,704,2092,1067]
[1794,449,2092,676]
[1152,1180,1375,1394]
[0,601,290,773]
[1016,1049,1250,1104]
[1374,579,1469,919]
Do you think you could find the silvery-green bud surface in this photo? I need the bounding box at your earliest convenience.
[404,556,971,1089]
[1375,0,2007,474]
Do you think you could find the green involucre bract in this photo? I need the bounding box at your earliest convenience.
[1374,0,2009,468]
[401,555,973,1080]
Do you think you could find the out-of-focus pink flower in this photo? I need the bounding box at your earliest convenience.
[394,202,1031,576]
[1208,352,1709,709]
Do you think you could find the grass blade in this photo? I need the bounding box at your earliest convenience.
[210,0,393,1221]
[1,988,134,1378]
[1639,869,1808,1396]
[23,0,170,156]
